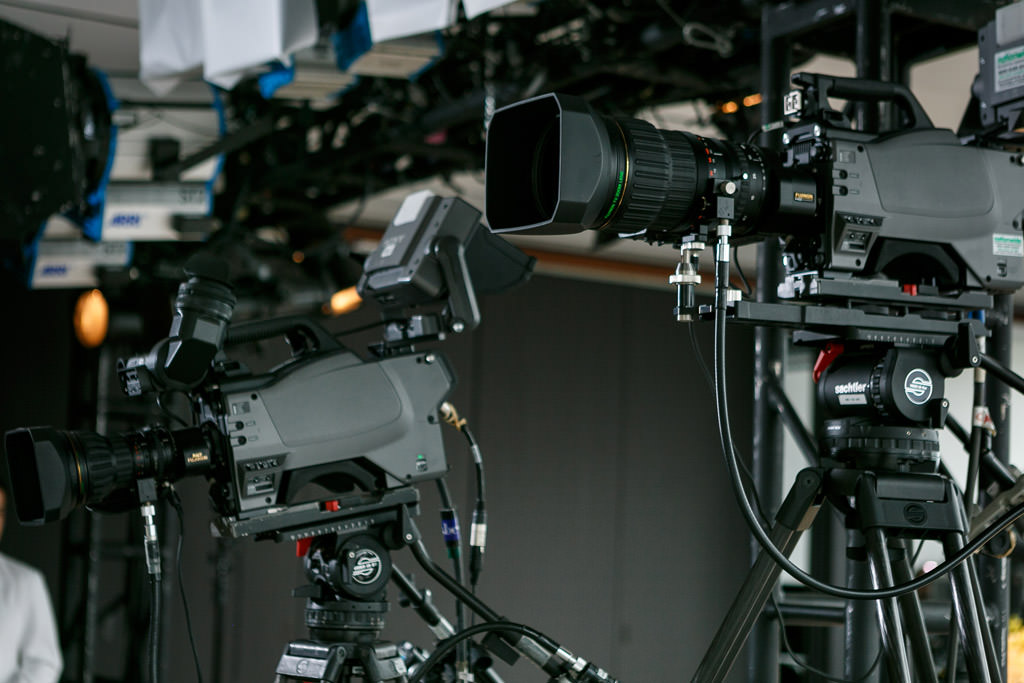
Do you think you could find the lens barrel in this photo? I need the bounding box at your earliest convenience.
[485,92,813,240]
[3,425,213,524]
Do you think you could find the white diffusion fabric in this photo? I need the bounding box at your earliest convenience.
[138,0,318,93]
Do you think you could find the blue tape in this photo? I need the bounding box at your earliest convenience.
[334,2,373,72]
[23,221,45,288]
[258,62,295,99]
[83,68,119,241]
[440,509,461,543]
[206,84,227,217]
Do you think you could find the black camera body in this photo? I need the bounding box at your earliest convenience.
[196,340,454,518]
[778,123,1024,296]
[3,193,533,536]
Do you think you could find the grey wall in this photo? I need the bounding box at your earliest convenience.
[2,274,756,682]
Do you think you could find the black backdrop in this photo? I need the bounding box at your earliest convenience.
[2,273,755,682]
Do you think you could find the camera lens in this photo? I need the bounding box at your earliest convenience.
[530,119,560,221]
[3,425,212,524]
[485,92,815,241]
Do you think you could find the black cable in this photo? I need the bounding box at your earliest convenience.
[688,322,715,391]
[732,245,754,296]
[712,245,1024,600]
[435,479,468,676]
[149,575,161,683]
[461,425,487,590]
[407,538,580,682]
[157,392,190,429]
[440,403,488,589]
[688,322,770,526]
[770,597,882,682]
[408,536,500,623]
[0,0,138,28]
[168,488,204,683]
[965,370,987,507]
[408,621,558,683]
[462,426,486,505]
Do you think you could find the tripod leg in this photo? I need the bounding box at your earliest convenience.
[863,528,912,683]
[891,541,939,683]
[943,533,995,683]
[946,614,960,683]
[966,554,1004,682]
[692,468,824,683]
[845,539,882,683]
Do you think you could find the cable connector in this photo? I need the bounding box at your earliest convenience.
[441,401,468,430]
[550,647,619,682]
[470,502,487,587]
[714,220,732,263]
[671,241,705,321]
[141,502,161,579]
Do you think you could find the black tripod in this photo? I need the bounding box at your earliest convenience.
[694,460,999,681]
[691,320,1019,682]
[273,504,414,683]
[264,490,509,683]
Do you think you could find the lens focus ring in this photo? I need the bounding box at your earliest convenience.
[609,119,698,234]
[71,432,134,502]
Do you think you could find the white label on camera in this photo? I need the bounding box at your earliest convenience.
[783,90,802,116]
[839,394,868,405]
[995,46,1024,92]
[993,233,1024,257]
[393,189,433,225]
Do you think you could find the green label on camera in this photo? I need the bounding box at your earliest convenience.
[993,234,1024,257]
[603,170,626,220]
[995,46,1024,92]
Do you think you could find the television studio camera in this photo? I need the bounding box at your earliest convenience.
[483,57,1024,682]
[2,191,621,683]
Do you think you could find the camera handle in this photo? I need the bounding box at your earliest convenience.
[226,315,344,354]
[791,72,934,130]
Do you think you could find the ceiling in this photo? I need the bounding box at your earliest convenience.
[2,0,1021,314]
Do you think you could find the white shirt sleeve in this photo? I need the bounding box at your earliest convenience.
[12,568,63,683]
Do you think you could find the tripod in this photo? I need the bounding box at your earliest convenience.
[273,503,414,683]
[214,480,617,683]
[269,494,508,683]
[694,457,999,681]
[679,223,1024,679]
[690,294,1021,681]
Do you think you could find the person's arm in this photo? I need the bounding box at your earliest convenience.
[15,570,63,683]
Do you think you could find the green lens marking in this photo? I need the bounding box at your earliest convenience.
[602,170,626,220]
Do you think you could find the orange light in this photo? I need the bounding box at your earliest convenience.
[721,101,739,114]
[73,289,109,348]
[743,93,762,107]
[325,286,362,315]
[292,251,305,264]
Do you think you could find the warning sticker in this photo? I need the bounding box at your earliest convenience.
[995,46,1024,92]
[994,233,1024,257]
